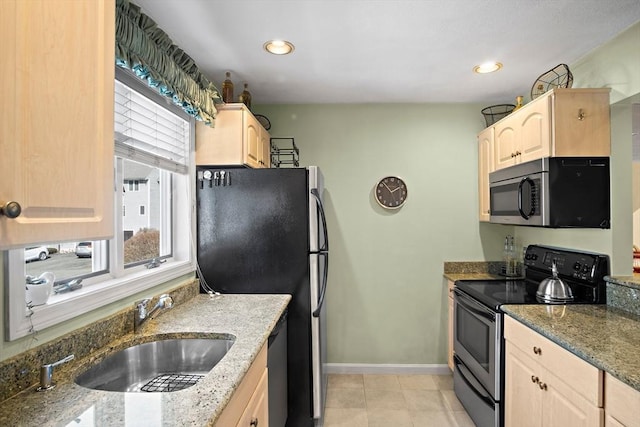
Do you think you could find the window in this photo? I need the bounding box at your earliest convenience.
[126,180,140,192]
[5,69,196,340]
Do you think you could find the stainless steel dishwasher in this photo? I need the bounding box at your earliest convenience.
[268,309,288,427]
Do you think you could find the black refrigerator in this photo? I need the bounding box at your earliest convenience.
[196,166,329,427]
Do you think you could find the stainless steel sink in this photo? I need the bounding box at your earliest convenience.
[75,337,234,392]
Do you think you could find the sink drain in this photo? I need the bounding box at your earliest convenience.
[140,373,205,392]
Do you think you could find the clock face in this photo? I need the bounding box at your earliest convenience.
[375,176,408,209]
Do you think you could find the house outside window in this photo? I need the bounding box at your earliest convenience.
[126,180,140,191]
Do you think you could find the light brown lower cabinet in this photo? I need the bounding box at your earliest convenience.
[605,373,640,427]
[236,369,268,427]
[447,280,454,371]
[215,343,269,427]
[504,316,603,427]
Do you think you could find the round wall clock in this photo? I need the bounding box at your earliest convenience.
[375,176,408,209]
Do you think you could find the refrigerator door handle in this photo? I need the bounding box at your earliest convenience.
[310,188,329,252]
[312,252,328,318]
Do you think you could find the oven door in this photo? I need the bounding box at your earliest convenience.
[453,288,501,400]
[454,355,500,427]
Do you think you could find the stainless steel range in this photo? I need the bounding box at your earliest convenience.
[452,245,609,427]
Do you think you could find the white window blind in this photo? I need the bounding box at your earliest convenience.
[115,80,190,174]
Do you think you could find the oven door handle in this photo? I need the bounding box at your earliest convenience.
[454,356,495,407]
[454,289,495,322]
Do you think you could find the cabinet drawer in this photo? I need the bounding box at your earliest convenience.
[504,316,602,406]
[236,368,269,427]
[447,280,455,296]
[215,342,268,426]
[605,374,640,427]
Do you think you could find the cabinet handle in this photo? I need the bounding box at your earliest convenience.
[577,108,585,121]
[515,151,521,156]
[532,346,542,355]
[538,381,547,391]
[510,152,516,158]
[531,375,539,384]
[0,201,21,218]
[250,418,259,427]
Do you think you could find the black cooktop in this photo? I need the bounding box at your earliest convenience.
[455,245,610,310]
[455,279,539,310]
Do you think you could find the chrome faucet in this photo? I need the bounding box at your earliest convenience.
[37,354,75,391]
[134,293,174,332]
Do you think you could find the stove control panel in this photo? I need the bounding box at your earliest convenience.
[523,245,609,283]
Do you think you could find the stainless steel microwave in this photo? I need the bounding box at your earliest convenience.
[489,157,610,228]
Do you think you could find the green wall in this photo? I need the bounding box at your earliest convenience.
[257,104,506,364]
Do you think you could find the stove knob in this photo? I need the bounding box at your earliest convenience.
[573,262,581,271]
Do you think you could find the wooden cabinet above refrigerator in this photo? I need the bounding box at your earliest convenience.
[196,104,271,168]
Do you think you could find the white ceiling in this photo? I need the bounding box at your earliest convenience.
[133,0,640,105]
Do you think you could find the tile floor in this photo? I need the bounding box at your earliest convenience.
[323,373,476,427]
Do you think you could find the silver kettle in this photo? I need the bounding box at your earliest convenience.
[536,259,574,304]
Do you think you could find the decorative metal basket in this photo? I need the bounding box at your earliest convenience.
[481,104,516,127]
[531,63,574,99]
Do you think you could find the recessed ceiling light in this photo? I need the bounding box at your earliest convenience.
[264,40,295,55]
[473,62,503,74]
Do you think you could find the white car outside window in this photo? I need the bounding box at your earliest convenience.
[24,246,49,262]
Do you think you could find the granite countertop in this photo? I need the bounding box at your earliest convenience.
[442,261,505,282]
[502,304,640,392]
[606,274,640,290]
[0,294,290,427]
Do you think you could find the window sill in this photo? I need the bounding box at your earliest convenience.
[8,260,195,341]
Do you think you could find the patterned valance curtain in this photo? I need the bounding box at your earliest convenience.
[115,0,221,124]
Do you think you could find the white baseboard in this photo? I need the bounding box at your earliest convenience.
[326,363,451,375]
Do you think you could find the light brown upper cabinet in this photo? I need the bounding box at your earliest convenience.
[196,104,271,168]
[0,0,115,249]
[491,88,611,171]
[478,127,495,222]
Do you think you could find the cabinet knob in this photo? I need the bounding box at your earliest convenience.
[0,201,21,218]
[577,109,585,121]
[538,381,547,391]
[533,346,542,355]
[531,375,539,384]
[250,418,259,427]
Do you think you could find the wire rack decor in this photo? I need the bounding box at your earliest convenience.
[530,63,574,100]
[270,137,300,168]
[481,104,516,127]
